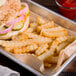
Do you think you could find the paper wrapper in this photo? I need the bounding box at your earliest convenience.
[10,53,44,73]
[9,53,56,76]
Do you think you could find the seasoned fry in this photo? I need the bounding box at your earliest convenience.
[36,16,46,25]
[12,33,28,41]
[4,47,13,53]
[35,44,48,56]
[38,49,54,61]
[41,29,67,38]
[26,28,34,33]
[30,22,38,28]
[30,22,38,31]
[24,32,52,40]
[37,21,54,33]
[45,56,58,64]
[13,46,27,54]
[26,44,38,52]
[41,26,65,32]
[24,33,52,44]
[32,38,52,44]
[40,26,67,38]
[37,26,41,33]
[44,62,52,68]
[56,36,74,53]
[41,21,54,29]
[0,40,34,48]
[13,44,38,54]
[51,36,69,46]
[49,36,69,53]
[0,36,52,48]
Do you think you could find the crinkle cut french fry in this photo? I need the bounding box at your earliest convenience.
[52,36,69,46]
[49,36,69,52]
[45,56,58,64]
[26,28,34,33]
[35,44,48,56]
[36,21,54,33]
[33,38,52,44]
[41,26,65,32]
[24,32,52,40]
[26,44,38,52]
[30,22,38,31]
[24,32,39,38]
[37,26,42,33]
[24,33,52,44]
[13,44,38,54]
[0,40,34,48]
[44,62,52,68]
[4,47,13,52]
[13,46,27,54]
[38,49,54,61]
[41,21,54,29]
[12,33,28,41]
[56,36,74,54]
[41,29,67,38]
[0,37,51,48]
[30,22,38,28]
[36,16,46,25]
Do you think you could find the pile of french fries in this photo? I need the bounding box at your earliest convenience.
[0,16,74,68]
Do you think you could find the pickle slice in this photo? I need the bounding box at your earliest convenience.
[0,33,7,36]
[0,27,7,36]
[12,20,24,31]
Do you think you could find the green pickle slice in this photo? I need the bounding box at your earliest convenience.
[12,20,24,31]
[0,27,7,36]
[0,33,7,36]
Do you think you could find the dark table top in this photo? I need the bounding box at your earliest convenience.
[0,0,76,76]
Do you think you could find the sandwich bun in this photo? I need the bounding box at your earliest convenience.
[0,0,21,25]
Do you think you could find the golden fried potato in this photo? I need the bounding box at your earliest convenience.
[0,40,34,48]
[40,21,54,30]
[45,56,58,64]
[38,49,54,61]
[24,33,52,44]
[4,47,13,53]
[12,33,28,41]
[56,36,74,54]
[51,36,69,46]
[13,46,27,54]
[35,44,48,56]
[40,26,67,37]
[30,22,38,32]
[36,16,46,25]
[36,21,54,33]
[44,62,52,68]
[26,44,38,52]
[26,28,34,33]
[37,26,42,33]
[13,44,38,54]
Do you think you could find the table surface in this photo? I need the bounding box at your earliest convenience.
[0,0,76,76]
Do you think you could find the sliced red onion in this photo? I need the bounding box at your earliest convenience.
[6,15,25,26]
[0,24,14,34]
[19,3,29,15]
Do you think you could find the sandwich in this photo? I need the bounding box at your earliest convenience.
[0,0,29,39]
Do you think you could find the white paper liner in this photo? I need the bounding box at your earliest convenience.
[10,53,44,72]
